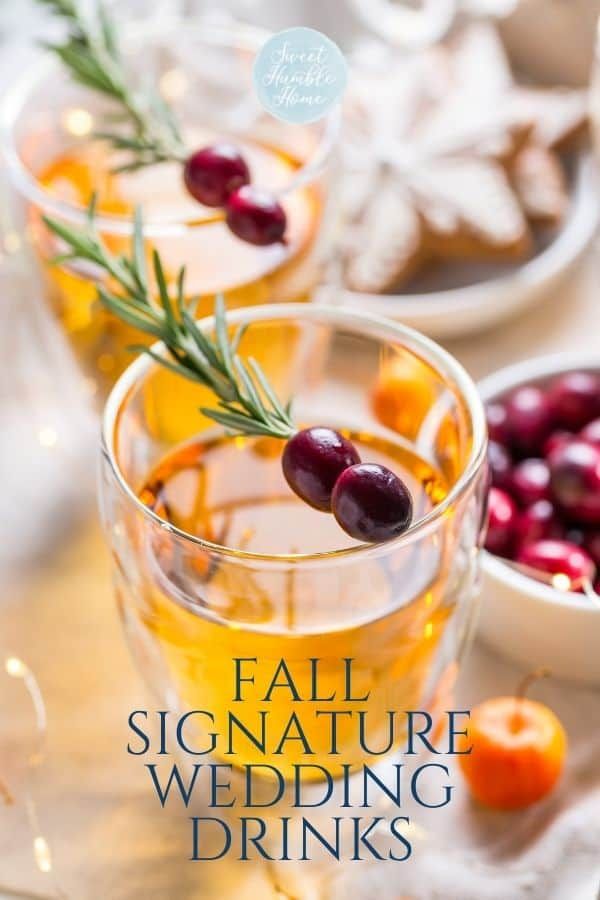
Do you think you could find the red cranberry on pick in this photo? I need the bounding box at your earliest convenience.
[580,418,600,448]
[517,539,595,590]
[505,385,553,457]
[183,144,250,207]
[547,371,600,431]
[226,185,287,246]
[488,440,512,490]
[516,500,562,547]
[486,402,510,445]
[331,463,413,542]
[549,439,600,525]
[485,487,518,558]
[543,431,572,459]
[511,458,551,507]
[282,427,360,512]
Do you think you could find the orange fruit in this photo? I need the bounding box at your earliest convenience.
[459,695,567,810]
[371,357,436,440]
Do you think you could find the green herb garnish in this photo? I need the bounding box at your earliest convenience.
[44,204,295,440]
[39,0,186,171]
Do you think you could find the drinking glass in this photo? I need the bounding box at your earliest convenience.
[98,302,487,881]
[1,22,339,401]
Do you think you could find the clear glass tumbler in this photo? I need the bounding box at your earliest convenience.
[1,22,339,401]
[99,303,487,784]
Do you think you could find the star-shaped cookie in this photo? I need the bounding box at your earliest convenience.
[343,23,587,294]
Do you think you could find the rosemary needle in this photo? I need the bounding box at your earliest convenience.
[43,204,296,440]
[38,0,187,171]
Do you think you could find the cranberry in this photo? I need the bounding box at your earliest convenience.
[331,463,413,542]
[543,431,572,459]
[580,418,600,448]
[547,371,600,431]
[549,439,600,525]
[282,427,360,512]
[183,144,250,207]
[517,539,595,589]
[516,500,562,547]
[226,185,287,246]
[510,458,551,507]
[485,487,518,558]
[505,385,552,457]
[488,440,512,490]
[486,402,510,444]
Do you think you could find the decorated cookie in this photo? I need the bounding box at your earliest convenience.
[343,23,587,294]
[510,144,568,225]
[511,87,588,151]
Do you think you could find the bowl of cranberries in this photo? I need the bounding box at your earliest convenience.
[478,353,600,685]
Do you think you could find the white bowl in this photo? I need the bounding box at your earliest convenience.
[477,352,600,685]
[341,155,598,340]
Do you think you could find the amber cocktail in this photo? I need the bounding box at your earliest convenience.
[2,24,338,400]
[99,304,487,779]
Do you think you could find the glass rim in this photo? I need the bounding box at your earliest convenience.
[0,20,340,239]
[101,303,487,566]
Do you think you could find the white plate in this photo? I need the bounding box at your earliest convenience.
[340,155,599,340]
[478,352,600,685]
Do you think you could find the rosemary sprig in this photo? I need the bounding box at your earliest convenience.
[42,205,296,440]
[38,0,186,171]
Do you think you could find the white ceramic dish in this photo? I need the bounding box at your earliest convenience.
[478,352,600,685]
[341,155,598,340]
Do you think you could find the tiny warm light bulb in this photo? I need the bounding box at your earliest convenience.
[424,621,434,639]
[3,232,21,254]
[62,107,94,137]
[5,656,27,678]
[34,835,53,873]
[38,426,58,448]
[552,572,572,592]
[160,68,187,102]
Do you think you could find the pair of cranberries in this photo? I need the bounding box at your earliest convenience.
[282,427,413,543]
[485,370,600,592]
[183,143,287,247]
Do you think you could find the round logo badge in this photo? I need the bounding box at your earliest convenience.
[253,27,348,125]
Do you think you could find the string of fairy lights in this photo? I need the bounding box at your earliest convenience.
[1,654,65,899]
